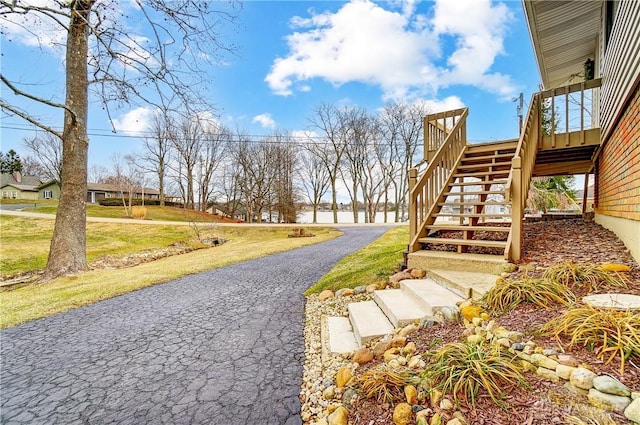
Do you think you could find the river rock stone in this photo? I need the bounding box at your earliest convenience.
[393,403,413,425]
[624,398,640,423]
[328,406,348,425]
[319,290,334,301]
[531,353,558,370]
[353,347,373,365]
[323,386,335,400]
[354,285,366,294]
[588,388,631,412]
[592,375,631,397]
[391,336,408,348]
[405,385,418,404]
[556,354,579,367]
[373,340,391,357]
[335,288,355,297]
[570,367,597,390]
[366,283,379,293]
[336,367,352,388]
[342,388,357,407]
[536,367,559,382]
[555,364,576,380]
[410,268,427,278]
[398,323,419,337]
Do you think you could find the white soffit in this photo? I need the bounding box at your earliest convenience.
[523,0,601,89]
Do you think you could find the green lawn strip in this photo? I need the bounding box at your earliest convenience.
[1,227,340,328]
[1,216,207,277]
[304,226,408,295]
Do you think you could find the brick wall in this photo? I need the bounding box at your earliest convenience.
[596,83,640,221]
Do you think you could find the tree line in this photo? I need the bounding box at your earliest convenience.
[20,100,430,224]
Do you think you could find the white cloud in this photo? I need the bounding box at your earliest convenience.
[266,0,517,100]
[113,107,154,134]
[419,96,466,114]
[252,113,276,129]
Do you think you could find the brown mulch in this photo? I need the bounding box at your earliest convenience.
[350,218,640,424]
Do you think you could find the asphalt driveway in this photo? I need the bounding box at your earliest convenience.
[0,226,392,424]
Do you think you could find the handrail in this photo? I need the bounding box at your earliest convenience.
[409,108,468,252]
[423,107,467,161]
[506,78,601,260]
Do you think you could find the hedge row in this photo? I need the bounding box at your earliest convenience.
[97,198,184,207]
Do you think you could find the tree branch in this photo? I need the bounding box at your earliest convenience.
[1,73,76,123]
[0,99,63,138]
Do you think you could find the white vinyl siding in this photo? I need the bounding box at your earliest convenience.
[600,0,640,139]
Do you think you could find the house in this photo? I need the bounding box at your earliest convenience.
[37,181,160,204]
[0,172,42,200]
[407,0,639,267]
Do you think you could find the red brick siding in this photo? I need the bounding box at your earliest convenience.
[596,84,640,221]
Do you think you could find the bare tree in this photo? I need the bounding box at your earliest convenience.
[0,1,239,280]
[23,132,63,183]
[380,101,428,222]
[109,153,141,217]
[271,132,299,223]
[299,147,330,224]
[306,103,348,223]
[141,111,174,206]
[196,120,229,212]
[20,155,48,180]
[169,115,204,210]
[88,163,109,183]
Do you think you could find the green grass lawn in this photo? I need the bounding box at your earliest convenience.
[304,225,409,295]
[0,220,340,328]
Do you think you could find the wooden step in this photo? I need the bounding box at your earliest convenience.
[433,213,511,218]
[460,153,515,163]
[426,225,511,232]
[443,190,505,196]
[418,237,508,249]
[453,170,510,178]
[456,162,512,171]
[465,140,518,154]
[438,201,511,207]
[448,180,507,187]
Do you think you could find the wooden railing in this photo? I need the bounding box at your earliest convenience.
[506,78,601,260]
[409,108,468,252]
[424,108,467,161]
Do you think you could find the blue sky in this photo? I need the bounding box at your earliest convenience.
[1,0,541,172]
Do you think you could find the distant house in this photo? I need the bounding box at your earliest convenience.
[0,172,42,201]
[37,181,160,203]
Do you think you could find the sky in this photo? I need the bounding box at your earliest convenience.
[0,0,542,174]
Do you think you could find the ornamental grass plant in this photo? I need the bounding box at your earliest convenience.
[422,341,529,409]
[542,261,628,292]
[357,364,416,403]
[482,276,575,315]
[540,304,640,374]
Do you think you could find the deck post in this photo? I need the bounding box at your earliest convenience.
[408,167,418,250]
[582,172,590,214]
[511,156,522,261]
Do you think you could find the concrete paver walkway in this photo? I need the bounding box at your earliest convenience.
[1,226,392,424]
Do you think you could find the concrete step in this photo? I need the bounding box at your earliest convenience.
[401,279,465,316]
[325,316,359,354]
[407,250,511,274]
[373,289,430,328]
[429,269,499,300]
[348,301,394,346]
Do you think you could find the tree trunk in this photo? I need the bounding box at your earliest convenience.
[331,178,338,223]
[42,2,91,280]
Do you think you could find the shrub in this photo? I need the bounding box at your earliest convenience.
[543,261,628,292]
[540,304,640,374]
[482,276,575,315]
[357,364,416,403]
[422,342,529,409]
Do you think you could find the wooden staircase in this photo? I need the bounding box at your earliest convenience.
[408,78,602,263]
[419,140,516,254]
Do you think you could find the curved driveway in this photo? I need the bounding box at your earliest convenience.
[1,226,392,425]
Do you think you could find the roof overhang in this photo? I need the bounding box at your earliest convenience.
[523,0,602,89]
